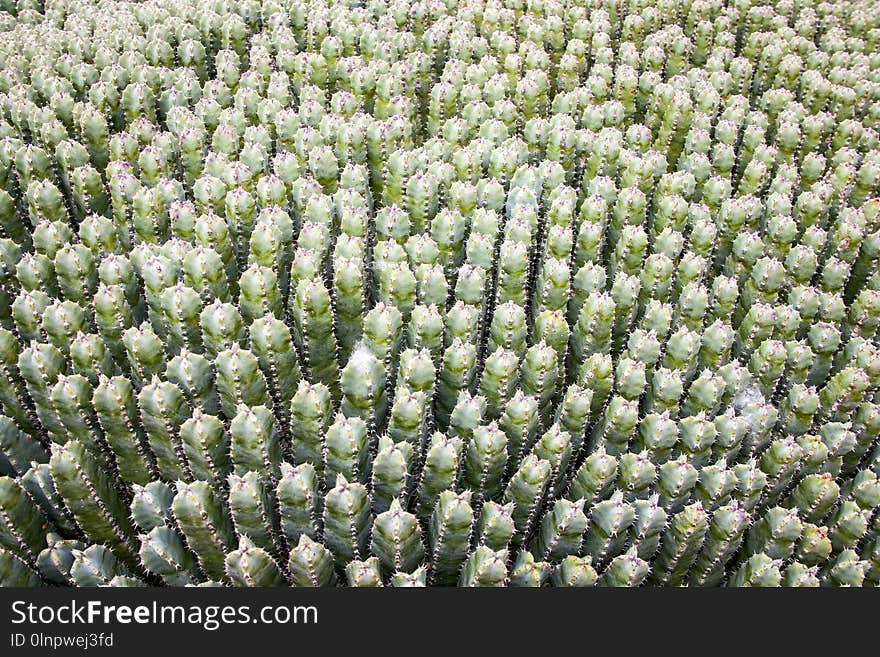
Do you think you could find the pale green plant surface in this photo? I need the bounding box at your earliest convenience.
[0,0,878,587]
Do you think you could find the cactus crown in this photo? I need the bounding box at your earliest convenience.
[0,0,879,589]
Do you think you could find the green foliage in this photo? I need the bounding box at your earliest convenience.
[0,0,879,588]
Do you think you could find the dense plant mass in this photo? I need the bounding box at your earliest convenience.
[0,0,878,588]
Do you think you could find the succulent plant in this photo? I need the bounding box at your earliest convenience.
[0,0,879,589]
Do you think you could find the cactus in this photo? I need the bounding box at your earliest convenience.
[225,536,286,587]
[690,503,751,586]
[510,550,552,587]
[391,567,427,587]
[0,415,46,477]
[36,534,84,585]
[322,475,371,565]
[69,544,134,586]
[370,499,424,575]
[459,546,508,587]
[0,0,879,589]
[139,525,198,585]
[276,462,320,546]
[416,433,463,519]
[138,378,192,481]
[289,381,332,474]
[227,471,280,553]
[599,547,650,587]
[345,557,384,587]
[428,490,473,585]
[50,441,137,567]
[171,480,234,581]
[0,476,47,562]
[530,498,588,562]
[288,534,337,587]
[230,404,282,480]
[728,554,782,588]
[179,411,230,487]
[0,548,43,586]
[652,503,709,586]
[552,555,598,587]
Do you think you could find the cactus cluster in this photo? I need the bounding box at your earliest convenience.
[0,0,879,587]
